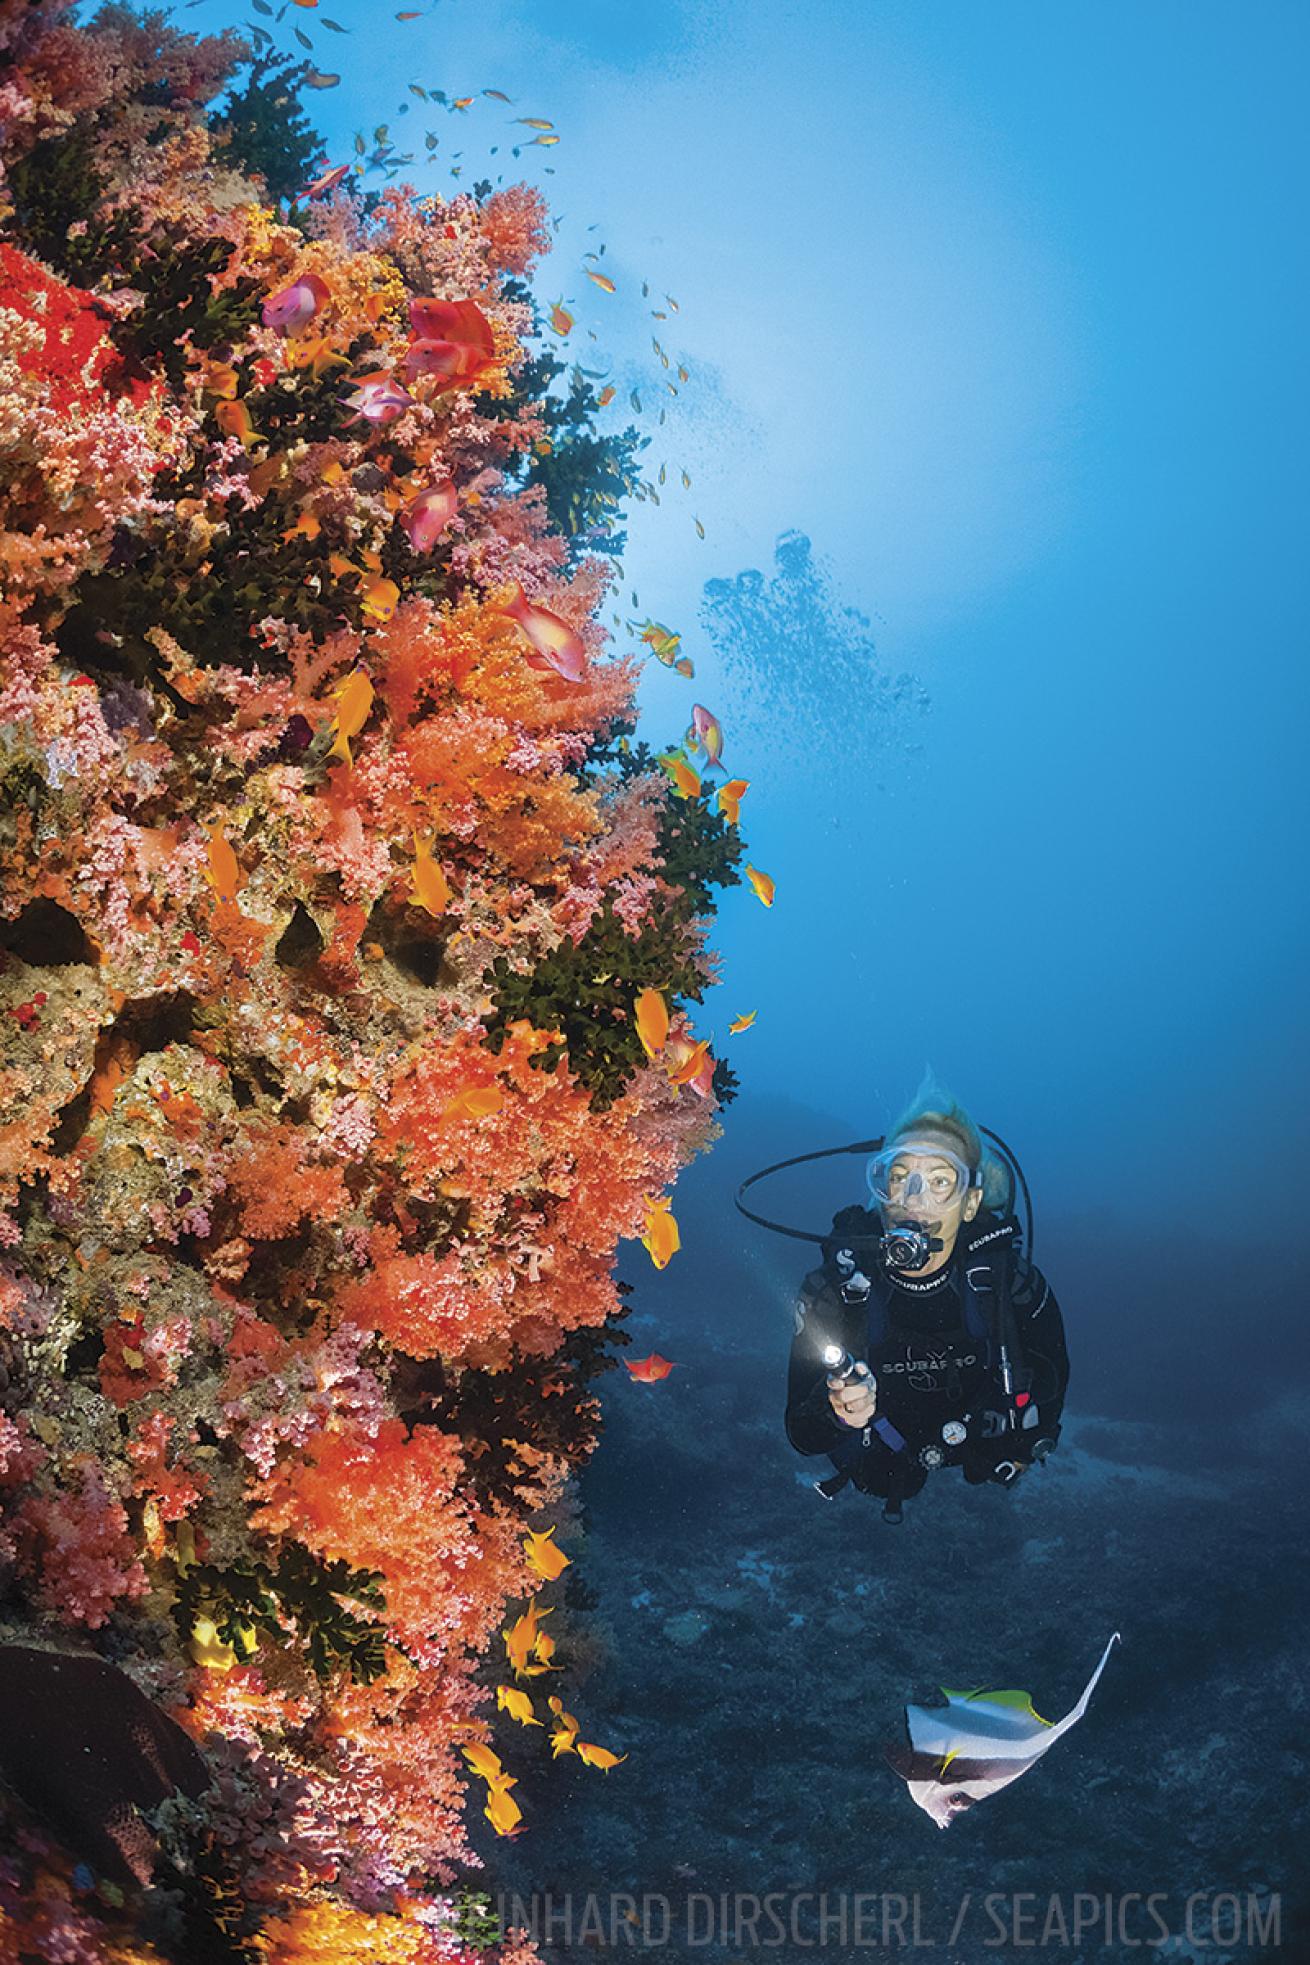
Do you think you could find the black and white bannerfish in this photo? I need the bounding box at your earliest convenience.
[886,1632,1122,1828]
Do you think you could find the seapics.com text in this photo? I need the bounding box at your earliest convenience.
[478,1888,1283,1950]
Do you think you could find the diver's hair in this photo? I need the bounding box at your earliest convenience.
[886,1065,1012,1213]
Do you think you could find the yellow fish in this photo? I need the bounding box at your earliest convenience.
[576,1741,628,1772]
[189,1614,237,1672]
[523,1526,571,1580]
[667,1037,712,1087]
[496,1685,541,1727]
[361,576,400,624]
[282,510,321,542]
[585,269,617,293]
[716,777,749,826]
[549,1725,579,1757]
[325,665,374,770]
[442,1084,505,1122]
[729,1011,757,1034]
[745,865,775,907]
[203,823,241,904]
[214,399,259,448]
[657,751,701,800]
[173,1520,198,1573]
[484,1783,524,1835]
[530,1629,563,1672]
[410,832,451,915]
[634,986,669,1060]
[504,1601,553,1679]
[461,1742,508,1784]
[641,1197,680,1270]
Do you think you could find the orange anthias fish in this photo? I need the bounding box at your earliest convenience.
[523,1527,571,1581]
[441,1084,505,1122]
[657,750,701,800]
[633,986,669,1060]
[549,301,574,337]
[624,1352,676,1382]
[636,618,681,665]
[597,384,616,407]
[497,579,586,682]
[729,1011,757,1034]
[462,1742,508,1784]
[716,778,749,826]
[576,1741,628,1771]
[325,665,374,771]
[203,823,242,904]
[585,269,617,294]
[666,1036,712,1088]
[745,865,775,907]
[528,1628,563,1674]
[484,1783,524,1836]
[550,1723,579,1757]
[360,576,400,624]
[504,1600,553,1680]
[214,399,259,448]
[663,1032,714,1099]
[640,1199,680,1271]
[495,1685,541,1727]
[410,831,451,916]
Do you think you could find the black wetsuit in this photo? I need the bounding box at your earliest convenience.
[784,1204,1069,1507]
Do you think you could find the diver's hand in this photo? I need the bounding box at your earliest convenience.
[827,1369,876,1429]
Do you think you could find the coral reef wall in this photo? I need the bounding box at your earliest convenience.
[0,5,742,1957]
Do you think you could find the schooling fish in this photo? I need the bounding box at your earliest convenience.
[262,271,330,334]
[484,1782,524,1836]
[657,750,701,800]
[575,1741,627,1771]
[305,161,352,197]
[523,1527,571,1581]
[729,1011,756,1034]
[745,865,774,907]
[409,831,451,915]
[688,703,724,769]
[325,664,374,771]
[715,778,749,826]
[497,579,586,682]
[887,1633,1122,1830]
[495,1685,541,1727]
[624,1352,676,1382]
[341,375,416,426]
[401,479,458,552]
[633,986,669,1060]
[639,1198,680,1270]
[203,823,242,904]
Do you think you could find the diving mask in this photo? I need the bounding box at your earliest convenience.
[864,1139,978,1213]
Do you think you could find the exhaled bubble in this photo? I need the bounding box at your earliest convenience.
[698,528,929,761]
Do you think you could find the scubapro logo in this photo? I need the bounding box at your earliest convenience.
[881,1352,978,1375]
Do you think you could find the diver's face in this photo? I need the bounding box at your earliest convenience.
[879,1146,981,1270]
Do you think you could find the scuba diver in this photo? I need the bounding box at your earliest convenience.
[736,1077,1069,1524]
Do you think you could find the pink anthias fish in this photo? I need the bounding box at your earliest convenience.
[404,296,498,391]
[304,161,352,198]
[402,480,458,552]
[341,375,416,426]
[497,579,587,682]
[262,271,331,334]
[687,703,724,770]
